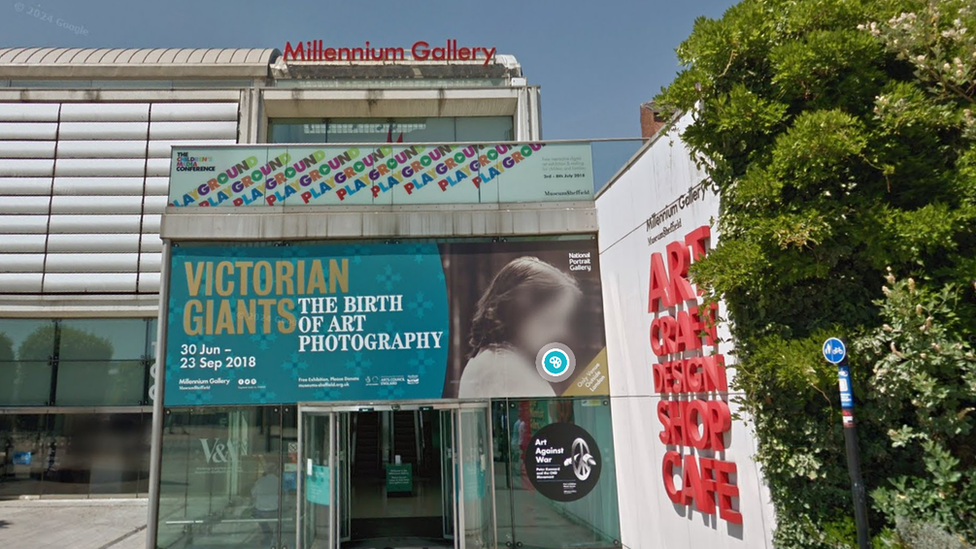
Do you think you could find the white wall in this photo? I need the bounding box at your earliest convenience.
[597,115,775,548]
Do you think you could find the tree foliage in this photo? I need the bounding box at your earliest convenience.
[17,324,114,362]
[0,332,13,362]
[656,0,976,546]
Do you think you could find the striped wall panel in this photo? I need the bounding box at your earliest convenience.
[0,101,239,295]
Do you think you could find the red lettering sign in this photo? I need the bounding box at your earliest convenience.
[283,40,498,67]
[650,226,741,524]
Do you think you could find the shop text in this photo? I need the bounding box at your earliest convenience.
[649,225,743,525]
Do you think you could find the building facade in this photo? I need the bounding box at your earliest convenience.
[1,45,773,549]
[0,47,543,504]
[152,137,617,549]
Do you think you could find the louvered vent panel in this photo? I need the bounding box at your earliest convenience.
[0,101,240,295]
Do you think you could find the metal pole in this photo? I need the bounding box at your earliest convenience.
[837,356,871,549]
[146,239,172,549]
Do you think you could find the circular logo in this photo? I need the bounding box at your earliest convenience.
[524,422,601,502]
[536,343,576,382]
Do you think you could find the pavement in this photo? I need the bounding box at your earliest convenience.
[0,498,147,549]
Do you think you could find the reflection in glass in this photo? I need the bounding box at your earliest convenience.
[591,139,647,193]
[459,407,494,549]
[493,398,620,549]
[0,319,55,361]
[0,414,46,497]
[269,117,515,144]
[55,361,147,406]
[300,412,332,549]
[58,319,149,361]
[0,361,53,405]
[157,407,296,549]
[0,413,150,498]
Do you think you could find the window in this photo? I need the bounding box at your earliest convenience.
[156,406,298,549]
[268,117,515,144]
[0,320,56,405]
[0,412,151,498]
[492,397,621,549]
[55,361,148,406]
[0,318,154,407]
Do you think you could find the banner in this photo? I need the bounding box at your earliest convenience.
[168,143,594,207]
[163,239,609,406]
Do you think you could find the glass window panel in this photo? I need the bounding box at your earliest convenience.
[55,361,147,406]
[270,117,512,144]
[88,413,148,495]
[381,117,455,143]
[492,400,516,545]
[0,319,56,361]
[280,406,299,540]
[460,407,494,548]
[58,319,149,361]
[269,118,320,143]
[455,116,514,142]
[0,414,47,497]
[323,118,402,143]
[147,318,158,359]
[41,413,95,496]
[503,398,620,549]
[0,361,52,405]
[299,412,331,549]
[136,412,152,496]
[157,407,286,549]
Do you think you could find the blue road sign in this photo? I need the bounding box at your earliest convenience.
[823,337,847,364]
[837,365,854,410]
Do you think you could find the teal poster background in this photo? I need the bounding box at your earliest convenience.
[164,243,449,406]
[306,464,330,505]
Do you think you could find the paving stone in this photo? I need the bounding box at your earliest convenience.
[0,498,147,549]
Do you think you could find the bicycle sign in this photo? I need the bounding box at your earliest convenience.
[822,337,847,364]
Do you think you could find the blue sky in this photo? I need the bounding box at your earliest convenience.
[0,0,735,139]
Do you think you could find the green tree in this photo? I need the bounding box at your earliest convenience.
[656,0,976,546]
[0,332,13,362]
[17,324,114,362]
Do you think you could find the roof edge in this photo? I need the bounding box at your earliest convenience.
[0,48,280,80]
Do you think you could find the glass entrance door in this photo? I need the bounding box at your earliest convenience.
[336,413,351,543]
[440,409,456,541]
[458,405,493,549]
[298,402,492,549]
[299,412,334,549]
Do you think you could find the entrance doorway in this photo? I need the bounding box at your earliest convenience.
[298,402,493,549]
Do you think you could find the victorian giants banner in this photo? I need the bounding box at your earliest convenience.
[162,239,610,406]
[169,143,594,208]
[596,116,775,548]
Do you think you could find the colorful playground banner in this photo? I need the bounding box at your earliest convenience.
[163,239,610,406]
[168,143,594,207]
